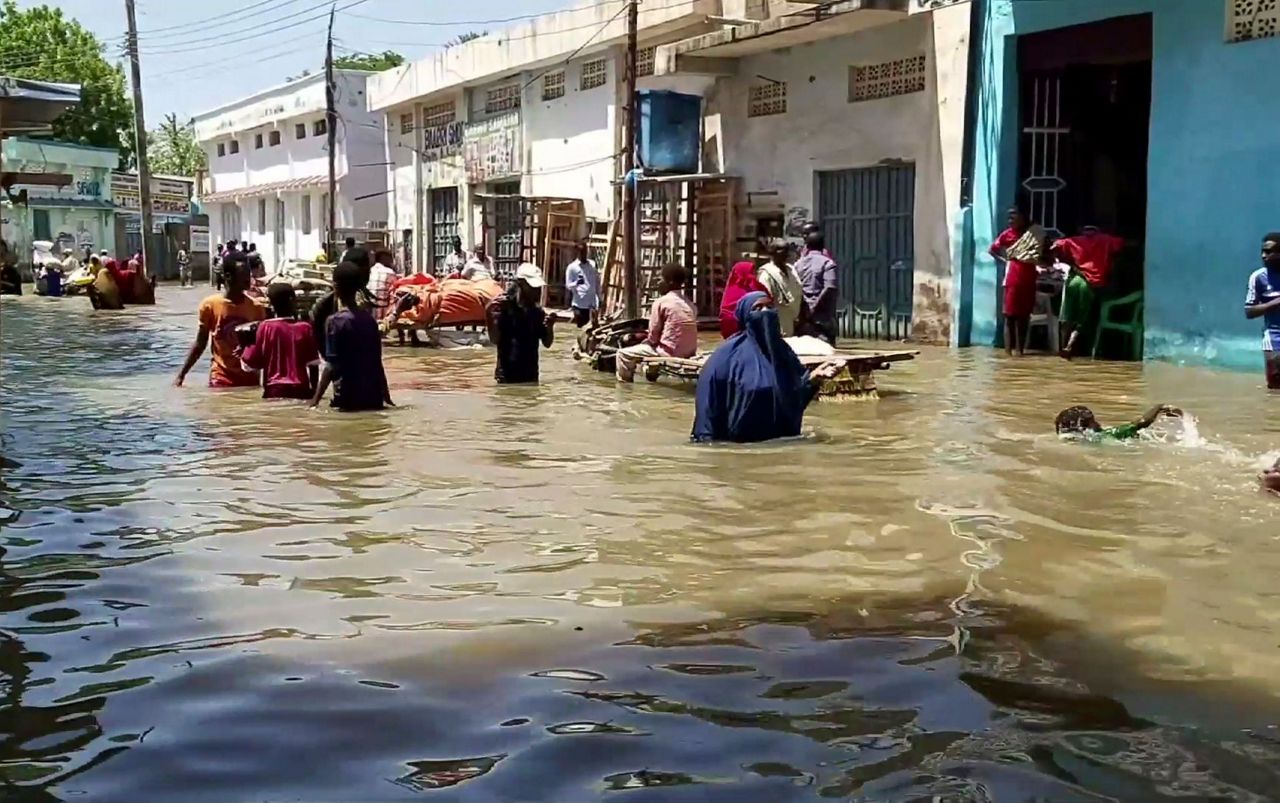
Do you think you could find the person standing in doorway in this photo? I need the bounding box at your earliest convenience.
[989,206,1046,356]
[564,240,600,328]
[795,230,839,345]
[1245,231,1280,390]
[800,222,832,258]
[442,236,468,277]
[177,249,192,288]
[615,263,699,383]
[1053,226,1125,359]
[487,263,555,384]
[757,239,804,338]
[174,253,266,388]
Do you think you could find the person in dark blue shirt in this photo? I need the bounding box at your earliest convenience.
[1245,231,1280,390]
[310,261,392,412]
[486,263,555,384]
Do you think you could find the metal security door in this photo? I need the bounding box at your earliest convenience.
[1020,73,1066,239]
[490,181,522,282]
[817,165,914,340]
[429,186,459,272]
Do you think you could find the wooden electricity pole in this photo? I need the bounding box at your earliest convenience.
[325,5,338,261]
[124,0,156,277]
[622,0,639,318]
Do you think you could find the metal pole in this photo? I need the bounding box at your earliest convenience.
[622,0,639,318]
[124,0,155,279]
[325,5,338,261]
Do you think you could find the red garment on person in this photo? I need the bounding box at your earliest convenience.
[718,261,767,339]
[240,318,319,399]
[990,228,1039,317]
[1055,231,1124,288]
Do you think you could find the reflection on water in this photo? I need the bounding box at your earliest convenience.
[2,289,1280,800]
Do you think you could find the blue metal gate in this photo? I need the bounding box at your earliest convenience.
[816,164,915,340]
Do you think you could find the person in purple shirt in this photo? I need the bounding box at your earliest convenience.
[310,261,393,411]
[794,229,839,344]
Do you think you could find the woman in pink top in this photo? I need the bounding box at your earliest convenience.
[238,283,321,400]
[616,263,699,382]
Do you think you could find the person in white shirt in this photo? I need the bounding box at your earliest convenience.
[442,236,467,276]
[462,243,495,282]
[60,248,80,274]
[564,240,600,328]
[368,249,398,320]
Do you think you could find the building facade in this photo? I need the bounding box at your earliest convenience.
[193,70,387,272]
[659,0,971,342]
[958,0,1280,370]
[370,0,723,275]
[1,137,117,263]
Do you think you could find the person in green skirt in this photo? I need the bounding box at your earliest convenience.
[1053,227,1126,359]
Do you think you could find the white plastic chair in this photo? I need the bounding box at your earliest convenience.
[1028,288,1060,353]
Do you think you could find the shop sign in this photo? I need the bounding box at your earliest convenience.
[191,225,211,252]
[422,121,465,160]
[463,111,521,183]
[111,172,192,216]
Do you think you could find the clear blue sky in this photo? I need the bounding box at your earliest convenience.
[15,0,570,126]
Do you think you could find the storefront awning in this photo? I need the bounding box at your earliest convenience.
[201,174,337,203]
[655,0,908,74]
[0,77,81,135]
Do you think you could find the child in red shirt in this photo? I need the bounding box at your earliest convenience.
[239,283,320,400]
[989,207,1047,356]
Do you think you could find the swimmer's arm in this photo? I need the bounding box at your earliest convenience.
[174,324,210,386]
[1133,404,1181,430]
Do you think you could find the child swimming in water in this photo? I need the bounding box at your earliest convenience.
[1262,459,1280,494]
[1055,404,1182,440]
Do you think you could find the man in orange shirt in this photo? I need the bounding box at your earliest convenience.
[174,253,266,388]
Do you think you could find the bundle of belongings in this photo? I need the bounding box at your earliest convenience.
[259,260,333,318]
[387,277,503,330]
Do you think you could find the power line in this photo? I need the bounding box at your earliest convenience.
[345,1,625,27]
[125,0,373,54]
[128,0,330,45]
[133,0,300,35]
[519,0,630,95]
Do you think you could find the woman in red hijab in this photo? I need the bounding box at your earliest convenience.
[719,261,767,338]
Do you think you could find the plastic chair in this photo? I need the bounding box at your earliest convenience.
[1092,291,1143,360]
[1028,289,1060,353]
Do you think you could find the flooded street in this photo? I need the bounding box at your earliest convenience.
[3,287,1280,800]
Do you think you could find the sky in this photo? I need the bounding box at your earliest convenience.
[14,0,571,126]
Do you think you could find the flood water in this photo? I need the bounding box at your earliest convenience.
[3,287,1280,801]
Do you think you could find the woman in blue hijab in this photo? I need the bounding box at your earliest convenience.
[692,291,841,443]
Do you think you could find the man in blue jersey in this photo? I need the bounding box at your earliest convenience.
[1245,231,1280,390]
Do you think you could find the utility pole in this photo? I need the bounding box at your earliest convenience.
[124,0,156,279]
[622,0,639,318]
[325,4,338,261]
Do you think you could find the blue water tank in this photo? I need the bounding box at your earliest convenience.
[638,90,701,175]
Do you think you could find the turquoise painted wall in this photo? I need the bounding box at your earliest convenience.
[964,0,1280,370]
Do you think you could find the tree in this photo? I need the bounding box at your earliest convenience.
[333,50,404,72]
[0,0,134,167]
[148,113,205,177]
[446,31,486,48]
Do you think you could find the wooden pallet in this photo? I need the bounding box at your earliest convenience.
[641,349,919,401]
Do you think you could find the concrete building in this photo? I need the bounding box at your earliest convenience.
[0,137,118,264]
[369,0,724,275]
[193,70,387,272]
[958,0,1280,370]
[658,0,972,343]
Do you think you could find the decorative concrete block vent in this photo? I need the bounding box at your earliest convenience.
[422,100,456,128]
[484,84,520,114]
[636,46,656,77]
[848,54,927,103]
[1228,0,1280,42]
[748,81,786,118]
[581,58,608,90]
[542,71,566,101]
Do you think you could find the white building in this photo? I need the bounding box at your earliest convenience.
[368,0,724,275]
[193,70,388,272]
[368,0,972,343]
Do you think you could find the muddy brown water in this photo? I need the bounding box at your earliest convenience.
[2,287,1280,801]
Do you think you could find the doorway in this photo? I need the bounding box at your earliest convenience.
[489,180,522,282]
[816,164,915,340]
[1017,14,1152,356]
[429,186,459,272]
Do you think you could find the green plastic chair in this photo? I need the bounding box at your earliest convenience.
[1092,290,1144,360]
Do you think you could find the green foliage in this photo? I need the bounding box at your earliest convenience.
[0,0,134,167]
[333,50,405,72]
[148,113,205,177]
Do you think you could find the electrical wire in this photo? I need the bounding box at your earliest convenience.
[345,0,625,27]
[519,0,629,94]
[127,0,329,46]
[124,0,373,55]
[133,0,300,36]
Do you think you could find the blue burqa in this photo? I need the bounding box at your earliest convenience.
[692,291,817,443]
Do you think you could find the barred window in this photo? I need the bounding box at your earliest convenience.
[581,58,607,90]
[268,130,281,146]
[636,46,656,77]
[748,81,786,118]
[1227,0,1280,42]
[849,55,927,103]
[422,100,456,128]
[485,84,521,114]
[542,70,566,101]
[400,112,414,134]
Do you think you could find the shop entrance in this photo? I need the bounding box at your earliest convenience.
[1017,14,1152,357]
